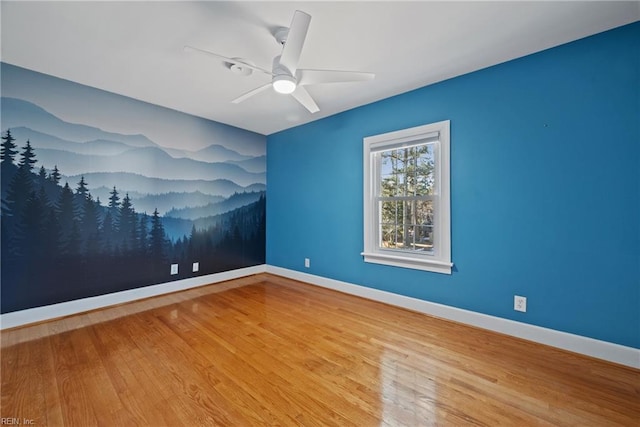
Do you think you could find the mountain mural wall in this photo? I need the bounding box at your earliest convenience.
[0,63,266,313]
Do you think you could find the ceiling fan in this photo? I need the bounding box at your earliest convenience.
[184,10,374,114]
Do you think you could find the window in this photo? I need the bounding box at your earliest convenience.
[362,120,452,274]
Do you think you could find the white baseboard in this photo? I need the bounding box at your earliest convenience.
[266,266,640,369]
[0,265,267,330]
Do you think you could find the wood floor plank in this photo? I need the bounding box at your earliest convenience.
[1,273,639,426]
[38,336,65,427]
[48,328,100,425]
[1,336,48,425]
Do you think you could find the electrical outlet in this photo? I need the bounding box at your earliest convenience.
[170,264,178,275]
[304,258,310,268]
[192,262,199,272]
[514,295,527,312]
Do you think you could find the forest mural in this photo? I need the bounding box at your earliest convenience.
[0,63,266,313]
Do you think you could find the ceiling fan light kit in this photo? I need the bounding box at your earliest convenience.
[272,74,297,94]
[185,10,374,113]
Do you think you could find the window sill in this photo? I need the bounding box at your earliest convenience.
[361,252,452,274]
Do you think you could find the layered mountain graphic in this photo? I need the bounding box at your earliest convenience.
[1,96,266,239]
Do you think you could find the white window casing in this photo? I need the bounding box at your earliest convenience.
[362,120,452,274]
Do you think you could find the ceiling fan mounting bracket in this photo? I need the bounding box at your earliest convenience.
[274,27,289,45]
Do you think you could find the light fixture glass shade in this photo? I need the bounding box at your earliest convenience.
[273,74,297,94]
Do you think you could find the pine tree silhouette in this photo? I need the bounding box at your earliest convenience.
[1,129,18,164]
[76,176,89,200]
[138,213,149,255]
[108,186,120,213]
[38,166,48,185]
[18,140,37,172]
[150,208,167,263]
[118,193,136,252]
[49,165,61,185]
[38,185,51,209]
[80,194,102,254]
[56,182,78,243]
[101,211,115,254]
[4,163,34,232]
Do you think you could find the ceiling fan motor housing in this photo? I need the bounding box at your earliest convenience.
[272,55,297,94]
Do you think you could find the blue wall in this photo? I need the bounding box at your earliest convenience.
[267,23,640,348]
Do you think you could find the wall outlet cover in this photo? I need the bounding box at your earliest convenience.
[514,295,527,312]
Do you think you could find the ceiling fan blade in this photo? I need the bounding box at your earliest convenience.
[291,86,319,113]
[279,10,311,75]
[232,83,272,104]
[183,45,272,75]
[297,69,375,86]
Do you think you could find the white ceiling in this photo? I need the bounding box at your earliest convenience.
[1,1,638,135]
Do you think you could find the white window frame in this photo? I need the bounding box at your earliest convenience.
[362,120,452,274]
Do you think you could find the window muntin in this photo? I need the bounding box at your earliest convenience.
[363,121,451,274]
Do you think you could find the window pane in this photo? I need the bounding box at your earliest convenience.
[415,226,434,252]
[379,144,435,198]
[416,201,435,252]
[380,150,402,197]
[414,144,435,196]
[379,198,435,253]
[380,224,399,248]
[380,221,422,252]
[416,200,434,226]
[380,200,400,225]
[380,199,399,249]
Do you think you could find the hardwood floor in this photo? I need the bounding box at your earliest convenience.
[1,273,639,426]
